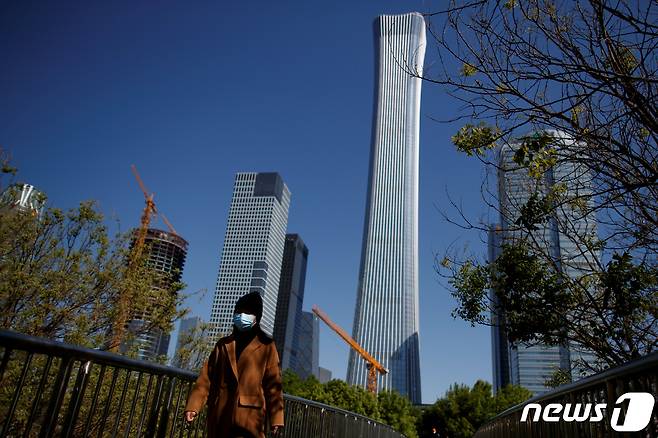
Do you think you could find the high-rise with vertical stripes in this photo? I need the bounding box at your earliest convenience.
[347,12,425,403]
[208,173,291,342]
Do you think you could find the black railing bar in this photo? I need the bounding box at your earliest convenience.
[40,356,73,438]
[0,347,11,383]
[82,363,106,437]
[96,366,120,438]
[124,371,143,437]
[0,330,197,380]
[61,360,92,437]
[169,380,186,438]
[156,377,176,438]
[1,351,33,437]
[111,369,132,438]
[24,355,54,438]
[182,381,195,438]
[146,373,165,437]
[191,406,203,438]
[136,373,154,438]
[485,350,658,421]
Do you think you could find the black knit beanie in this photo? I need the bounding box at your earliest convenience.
[234,292,263,323]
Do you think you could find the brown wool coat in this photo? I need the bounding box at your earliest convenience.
[185,330,284,438]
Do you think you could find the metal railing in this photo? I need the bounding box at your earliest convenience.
[474,352,658,437]
[0,329,405,438]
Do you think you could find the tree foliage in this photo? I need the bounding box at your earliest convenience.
[425,1,658,372]
[172,321,214,371]
[0,155,187,351]
[281,370,419,438]
[419,381,532,438]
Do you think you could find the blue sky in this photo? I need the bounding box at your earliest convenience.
[2,1,493,403]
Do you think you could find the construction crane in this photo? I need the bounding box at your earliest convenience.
[311,305,388,394]
[129,164,178,266]
[110,165,179,352]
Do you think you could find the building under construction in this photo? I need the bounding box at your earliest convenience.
[122,228,188,361]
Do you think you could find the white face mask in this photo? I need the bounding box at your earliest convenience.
[233,313,256,331]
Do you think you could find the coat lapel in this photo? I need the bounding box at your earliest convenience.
[237,335,264,370]
[224,338,239,380]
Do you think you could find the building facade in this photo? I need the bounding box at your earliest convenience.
[273,234,309,371]
[124,228,188,361]
[492,131,598,395]
[489,226,511,393]
[319,367,332,384]
[0,183,46,215]
[209,173,291,342]
[292,310,319,380]
[347,12,425,403]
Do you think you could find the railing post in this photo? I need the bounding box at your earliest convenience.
[156,376,176,438]
[39,356,73,438]
[1,352,33,437]
[145,374,165,437]
[61,360,92,437]
[0,347,12,383]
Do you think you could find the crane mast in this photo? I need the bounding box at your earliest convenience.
[109,165,179,352]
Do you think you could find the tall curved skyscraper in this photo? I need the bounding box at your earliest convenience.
[347,12,425,403]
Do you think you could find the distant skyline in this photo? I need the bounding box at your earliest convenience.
[2,1,491,403]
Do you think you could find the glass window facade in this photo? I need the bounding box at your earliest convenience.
[347,12,425,404]
[208,173,291,342]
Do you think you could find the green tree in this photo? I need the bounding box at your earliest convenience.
[377,390,419,438]
[424,1,658,372]
[420,381,531,438]
[281,370,329,403]
[0,156,187,351]
[172,321,214,371]
[324,379,380,420]
[281,370,419,437]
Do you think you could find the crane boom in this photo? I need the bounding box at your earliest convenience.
[111,165,178,352]
[130,164,151,199]
[312,305,387,394]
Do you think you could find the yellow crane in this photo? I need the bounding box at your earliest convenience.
[129,164,178,266]
[311,305,388,394]
[110,165,179,351]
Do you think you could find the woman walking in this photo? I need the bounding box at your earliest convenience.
[184,292,284,437]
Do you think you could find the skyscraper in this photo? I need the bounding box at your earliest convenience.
[0,183,45,215]
[293,310,319,380]
[492,130,598,395]
[488,225,511,393]
[348,12,425,403]
[124,228,188,361]
[273,234,309,371]
[209,173,291,342]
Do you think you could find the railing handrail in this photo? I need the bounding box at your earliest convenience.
[282,394,399,430]
[483,350,658,424]
[0,328,197,379]
[0,328,402,436]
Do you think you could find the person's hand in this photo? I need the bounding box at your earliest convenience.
[184,410,197,422]
[271,425,283,436]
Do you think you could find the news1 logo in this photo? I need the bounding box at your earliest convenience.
[520,392,655,432]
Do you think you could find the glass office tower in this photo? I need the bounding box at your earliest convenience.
[273,234,309,371]
[209,173,291,342]
[492,131,598,395]
[347,12,425,403]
